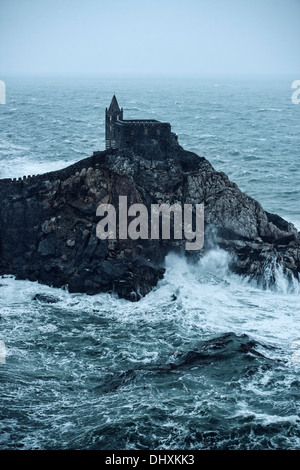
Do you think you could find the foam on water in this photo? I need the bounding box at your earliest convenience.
[1,248,299,353]
[1,262,300,450]
[0,76,300,450]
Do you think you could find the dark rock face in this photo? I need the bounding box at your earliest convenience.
[0,137,299,300]
[33,294,59,304]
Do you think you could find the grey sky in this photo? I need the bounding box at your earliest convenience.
[0,0,299,76]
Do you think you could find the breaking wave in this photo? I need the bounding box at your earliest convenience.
[1,75,300,450]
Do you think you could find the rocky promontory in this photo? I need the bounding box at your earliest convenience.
[0,136,299,300]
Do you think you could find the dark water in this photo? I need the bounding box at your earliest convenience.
[0,76,300,449]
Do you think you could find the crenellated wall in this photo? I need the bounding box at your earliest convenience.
[113,120,175,150]
[0,149,113,197]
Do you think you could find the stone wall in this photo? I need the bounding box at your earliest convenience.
[0,149,113,200]
[114,120,172,149]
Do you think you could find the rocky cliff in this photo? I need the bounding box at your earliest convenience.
[0,137,299,300]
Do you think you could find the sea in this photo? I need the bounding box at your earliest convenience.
[0,75,299,450]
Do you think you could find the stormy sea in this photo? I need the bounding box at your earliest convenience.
[0,75,299,450]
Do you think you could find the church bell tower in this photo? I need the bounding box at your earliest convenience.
[105,95,123,149]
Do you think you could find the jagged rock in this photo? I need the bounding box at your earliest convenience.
[33,293,59,303]
[0,137,299,300]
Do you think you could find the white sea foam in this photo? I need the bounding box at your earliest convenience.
[3,245,298,357]
[0,76,299,450]
[0,157,79,179]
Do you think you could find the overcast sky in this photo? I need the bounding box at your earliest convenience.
[0,0,299,76]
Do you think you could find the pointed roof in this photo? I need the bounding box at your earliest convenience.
[108,95,121,113]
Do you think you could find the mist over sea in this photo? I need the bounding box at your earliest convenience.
[0,75,300,450]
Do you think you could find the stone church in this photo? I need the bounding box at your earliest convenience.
[105,95,176,150]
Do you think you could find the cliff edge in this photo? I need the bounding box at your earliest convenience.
[0,137,299,300]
